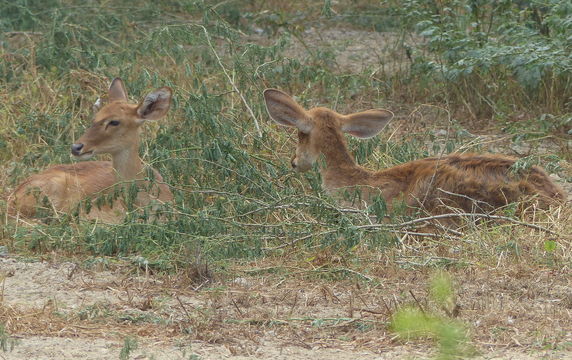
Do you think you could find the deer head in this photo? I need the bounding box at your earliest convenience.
[263,88,394,172]
[71,78,172,159]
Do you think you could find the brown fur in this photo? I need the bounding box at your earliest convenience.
[264,89,566,214]
[9,79,174,223]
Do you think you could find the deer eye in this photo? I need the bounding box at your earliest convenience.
[108,120,120,126]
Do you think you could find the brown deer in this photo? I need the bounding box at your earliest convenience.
[9,78,174,223]
[263,89,565,214]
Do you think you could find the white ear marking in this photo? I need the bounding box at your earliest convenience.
[92,97,102,113]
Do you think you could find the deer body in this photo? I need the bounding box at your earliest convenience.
[10,79,173,223]
[264,90,565,213]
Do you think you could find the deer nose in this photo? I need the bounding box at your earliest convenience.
[291,157,297,169]
[71,143,84,156]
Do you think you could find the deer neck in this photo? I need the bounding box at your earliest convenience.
[111,143,145,184]
[318,127,371,189]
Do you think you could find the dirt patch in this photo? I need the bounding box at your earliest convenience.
[6,336,421,360]
[0,257,203,312]
[1,253,571,359]
[7,336,569,360]
[248,26,417,74]
[1,258,117,310]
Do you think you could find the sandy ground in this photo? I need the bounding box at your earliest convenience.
[250,26,415,74]
[7,336,572,360]
[2,253,571,360]
[6,336,416,360]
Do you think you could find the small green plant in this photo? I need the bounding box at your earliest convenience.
[119,336,138,360]
[0,323,17,352]
[544,240,557,253]
[542,239,558,266]
[391,271,473,360]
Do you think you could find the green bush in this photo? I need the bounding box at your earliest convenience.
[385,0,572,118]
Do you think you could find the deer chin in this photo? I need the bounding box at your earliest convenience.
[292,156,315,172]
[294,163,313,172]
[74,151,95,161]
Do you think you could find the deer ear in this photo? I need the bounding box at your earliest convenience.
[135,87,172,124]
[263,88,313,133]
[108,78,128,102]
[341,109,394,138]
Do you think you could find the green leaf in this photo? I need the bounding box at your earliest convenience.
[544,240,557,253]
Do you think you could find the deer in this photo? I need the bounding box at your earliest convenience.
[9,78,174,224]
[263,88,566,216]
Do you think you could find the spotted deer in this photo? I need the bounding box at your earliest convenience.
[9,78,174,223]
[263,89,565,214]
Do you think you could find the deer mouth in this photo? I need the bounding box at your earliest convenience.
[73,150,94,160]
